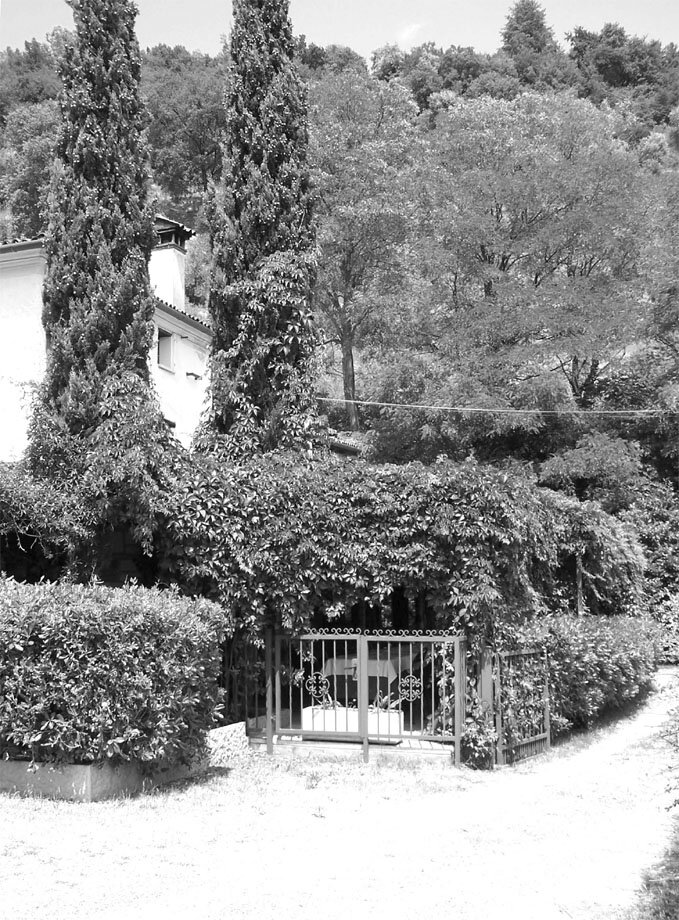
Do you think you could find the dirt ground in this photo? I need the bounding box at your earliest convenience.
[1,667,677,920]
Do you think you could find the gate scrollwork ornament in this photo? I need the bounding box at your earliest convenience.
[305,672,330,701]
[399,673,423,702]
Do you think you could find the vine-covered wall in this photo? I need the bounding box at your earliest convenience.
[164,452,645,647]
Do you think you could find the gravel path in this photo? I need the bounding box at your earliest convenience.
[1,667,677,920]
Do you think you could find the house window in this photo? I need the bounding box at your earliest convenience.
[157,328,174,371]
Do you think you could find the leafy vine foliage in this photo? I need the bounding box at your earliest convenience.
[164,453,644,644]
[203,0,318,458]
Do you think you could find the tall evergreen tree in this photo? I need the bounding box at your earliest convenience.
[502,0,556,57]
[41,0,157,431]
[501,0,578,91]
[205,0,317,456]
[29,0,171,561]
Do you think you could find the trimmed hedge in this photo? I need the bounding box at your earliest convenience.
[0,578,225,767]
[516,615,660,734]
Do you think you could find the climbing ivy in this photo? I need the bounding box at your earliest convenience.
[164,453,645,643]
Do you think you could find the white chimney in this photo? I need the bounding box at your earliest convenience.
[149,215,195,310]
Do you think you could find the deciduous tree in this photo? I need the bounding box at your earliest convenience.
[0,39,61,126]
[309,68,417,429]
[0,100,59,238]
[142,45,226,226]
[427,93,647,407]
[567,24,679,125]
[368,93,651,463]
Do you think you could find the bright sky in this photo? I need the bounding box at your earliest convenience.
[1,0,678,58]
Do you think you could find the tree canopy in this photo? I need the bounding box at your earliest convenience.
[142,45,226,227]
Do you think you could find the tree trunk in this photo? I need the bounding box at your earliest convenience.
[341,333,360,431]
[566,356,601,409]
[416,590,427,630]
[575,552,584,617]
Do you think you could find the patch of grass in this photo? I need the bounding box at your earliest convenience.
[633,817,679,919]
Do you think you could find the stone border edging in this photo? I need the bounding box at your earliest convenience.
[0,722,250,801]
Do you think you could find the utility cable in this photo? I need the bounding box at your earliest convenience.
[315,395,677,417]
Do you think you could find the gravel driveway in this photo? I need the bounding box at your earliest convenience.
[1,667,677,920]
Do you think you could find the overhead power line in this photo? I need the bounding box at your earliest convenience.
[316,395,676,417]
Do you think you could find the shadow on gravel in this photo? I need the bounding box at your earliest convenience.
[146,765,234,797]
[534,670,679,763]
[551,695,654,749]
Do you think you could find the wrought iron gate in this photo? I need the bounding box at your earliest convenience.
[494,649,550,765]
[270,630,466,763]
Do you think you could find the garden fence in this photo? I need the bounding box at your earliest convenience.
[229,632,550,767]
[492,649,551,765]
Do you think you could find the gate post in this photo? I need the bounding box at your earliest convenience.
[494,654,505,766]
[358,633,369,763]
[543,650,551,750]
[478,645,494,714]
[275,633,282,740]
[265,627,274,755]
[478,645,497,765]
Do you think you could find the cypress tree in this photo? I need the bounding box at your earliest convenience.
[40,0,157,432]
[29,0,171,561]
[205,0,317,457]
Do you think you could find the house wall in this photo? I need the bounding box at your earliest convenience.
[0,240,210,461]
[151,308,210,449]
[0,245,47,461]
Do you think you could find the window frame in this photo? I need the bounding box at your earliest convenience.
[157,327,174,372]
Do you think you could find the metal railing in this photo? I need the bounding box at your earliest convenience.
[271,630,466,763]
[231,632,551,768]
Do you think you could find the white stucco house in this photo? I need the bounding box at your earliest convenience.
[0,216,211,461]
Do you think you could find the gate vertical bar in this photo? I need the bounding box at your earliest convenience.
[358,633,369,763]
[265,628,274,755]
[454,638,465,766]
[440,642,447,737]
[544,650,551,750]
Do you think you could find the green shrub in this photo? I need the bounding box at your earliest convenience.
[654,595,679,664]
[0,578,225,767]
[515,615,659,733]
[461,688,498,769]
